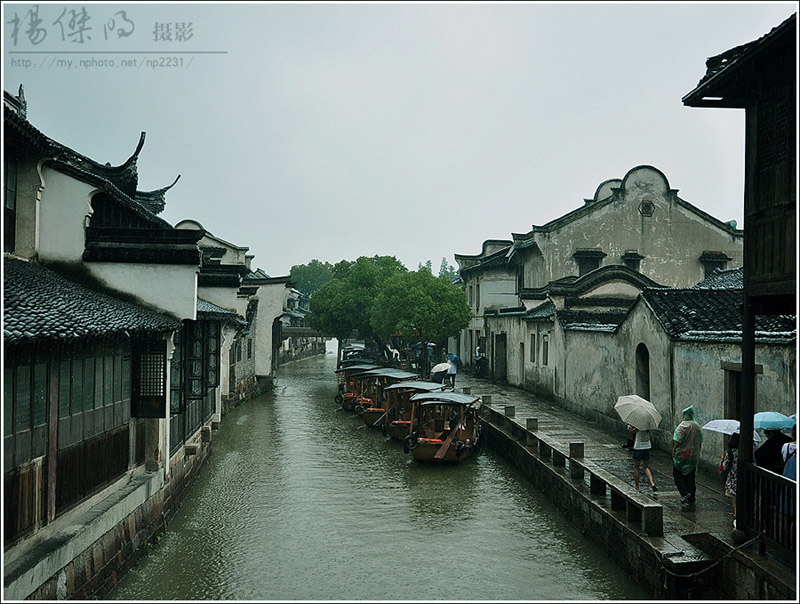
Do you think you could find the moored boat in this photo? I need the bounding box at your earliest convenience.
[353,369,419,428]
[382,380,447,440]
[403,392,482,463]
[334,363,379,409]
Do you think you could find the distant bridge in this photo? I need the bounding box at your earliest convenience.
[280,326,326,338]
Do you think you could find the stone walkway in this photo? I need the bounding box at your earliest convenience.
[454,371,738,538]
[453,371,797,597]
[456,369,800,595]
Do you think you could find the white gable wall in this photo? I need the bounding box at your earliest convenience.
[37,167,94,264]
[253,283,289,380]
[529,167,743,288]
[86,263,198,320]
[199,286,239,313]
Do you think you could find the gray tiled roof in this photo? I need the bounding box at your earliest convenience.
[5,101,173,229]
[3,256,180,344]
[196,298,246,327]
[642,287,795,343]
[693,14,794,89]
[524,301,556,320]
[693,267,744,290]
[557,309,629,332]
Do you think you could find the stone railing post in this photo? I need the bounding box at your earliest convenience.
[569,442,584,480]
[526,418,538,446]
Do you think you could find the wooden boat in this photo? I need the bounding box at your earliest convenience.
[339,344,380,366]
[334,363,379,409]
[382,380,447,440]
[353,369,419,427]
[403,392,482,463]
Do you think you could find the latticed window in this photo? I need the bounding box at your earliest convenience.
[187,321,205,400]
[206,321,220,388]
[132,339,167,418]
[170,328,183,414]
[139,353,165,396]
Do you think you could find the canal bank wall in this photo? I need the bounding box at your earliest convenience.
[3,425,211,601]
[480,406,796,601]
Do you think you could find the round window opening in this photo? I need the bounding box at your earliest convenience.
[638,200,655,217]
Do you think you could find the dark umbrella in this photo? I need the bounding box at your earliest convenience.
[446,353,463,367]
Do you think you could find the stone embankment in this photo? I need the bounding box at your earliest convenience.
[458,371,795,600]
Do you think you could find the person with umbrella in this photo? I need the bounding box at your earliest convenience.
[672,405,704,505]
[431,361,450,384]
[614,395,660,492]
[446,353,462,388]
[628,423,657,493]
[754,428,792,474]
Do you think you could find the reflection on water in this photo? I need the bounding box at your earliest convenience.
[110,353,647,601]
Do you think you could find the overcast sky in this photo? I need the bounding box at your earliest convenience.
[3,2,797,277]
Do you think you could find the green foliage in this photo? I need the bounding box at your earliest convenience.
[438,257,459,282]
[308,255,407,342]
[420,257,459,281]
[371,268,471,344]
[418,260,433,273]
[289,259,334,297]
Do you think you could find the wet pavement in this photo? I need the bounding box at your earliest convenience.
[452,370,746,545]
[454,370,799,597]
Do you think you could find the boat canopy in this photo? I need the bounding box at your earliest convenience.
[383,380,445,392]
[410,392,481,406]
[335,364,379,373]
[353,368,418,380]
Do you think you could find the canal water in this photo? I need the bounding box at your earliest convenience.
[110,352,647,601]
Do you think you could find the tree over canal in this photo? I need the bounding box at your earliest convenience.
[308,256,470,368]
[308,255,407,347]
[371,268,471,346]
[289,259,334,297]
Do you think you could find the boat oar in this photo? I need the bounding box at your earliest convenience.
[434,424,459,460]
[372,411,387,427]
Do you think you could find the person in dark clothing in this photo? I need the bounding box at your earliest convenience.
[754,429,793,474]
[753,428,793,536]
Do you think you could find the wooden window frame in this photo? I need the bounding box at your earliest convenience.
[131,339,168,419]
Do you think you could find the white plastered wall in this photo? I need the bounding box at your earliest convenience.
[36,167,95,263]
[87,263,198,320]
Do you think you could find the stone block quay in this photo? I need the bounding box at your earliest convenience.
[455,371,796,601]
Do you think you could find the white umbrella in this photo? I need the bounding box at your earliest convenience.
[701,419,761,443]
[614,395,662,431]
[431,362,450,374]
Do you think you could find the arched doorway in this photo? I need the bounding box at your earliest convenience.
[635,343,651,401]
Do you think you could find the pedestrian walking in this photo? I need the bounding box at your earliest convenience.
[719,431,739,526]
[780,424,796,547]
[755,428,792,474]
[672,405,704,504]
[446,358,458,387]
[781,424,797,480]
[629,424,657,492]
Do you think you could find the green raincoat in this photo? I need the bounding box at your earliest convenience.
[673,405,704,475]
